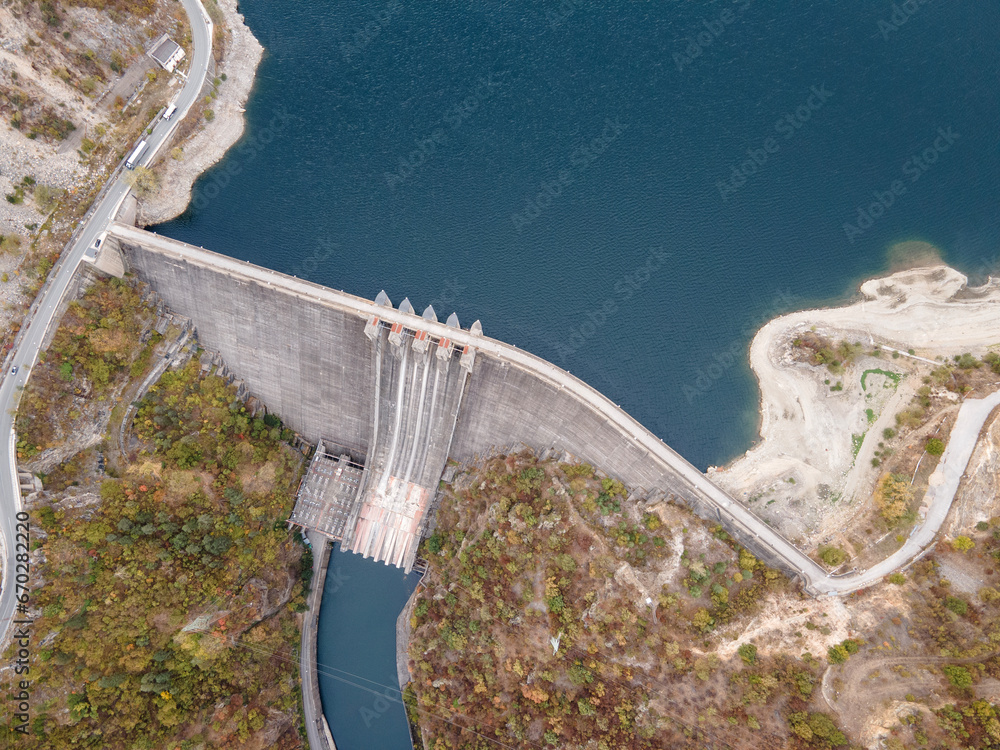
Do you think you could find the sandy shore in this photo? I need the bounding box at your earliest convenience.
[139,0,264,225]
[709,263,1000,544]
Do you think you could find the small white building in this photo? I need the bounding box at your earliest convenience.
[148,34,185,73]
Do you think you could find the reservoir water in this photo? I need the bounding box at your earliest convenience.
[154,2,1000,747]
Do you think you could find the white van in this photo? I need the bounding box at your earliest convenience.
[163,104,177,121]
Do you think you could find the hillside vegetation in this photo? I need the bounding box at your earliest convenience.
[1,0,185,140]
[408,451,1000,750]
[406,452,847,749]
[0,0,192,353]
[2,277,309,748]
[15,275,156,463]
[826,527,1000,749]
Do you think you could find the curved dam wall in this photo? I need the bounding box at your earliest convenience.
[118,243,377,453]
[106,223,826,591]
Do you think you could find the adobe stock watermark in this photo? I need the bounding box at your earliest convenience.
[672,0,752,72]
[683,289,797,403]
[191,106,295,211]
[716,84,834,202]
[549,0,683,30]
[554,247,671,363]
[290,238,338,281]
[322,565,351,595]
[358,686,404,727]
[385,71,507,191]
[340,0,403,62]
[878,0,933,41]
[842,126,959,244]
[511,117,628,233]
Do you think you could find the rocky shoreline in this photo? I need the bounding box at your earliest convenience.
[708,261,1000,544]
[139,0,264,225]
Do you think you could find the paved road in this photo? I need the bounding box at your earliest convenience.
[0,0,212,644]
[822,388,1000,595]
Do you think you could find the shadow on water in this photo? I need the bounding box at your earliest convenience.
[315,543,420,750]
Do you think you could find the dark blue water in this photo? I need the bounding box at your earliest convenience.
[159,0,1000,468]
[156,3,1000,747]
[314,544,419,749]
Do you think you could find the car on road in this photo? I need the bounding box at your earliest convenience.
[9,366,16,375]
[84,232,108,264]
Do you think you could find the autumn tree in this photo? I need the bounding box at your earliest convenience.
[952,535,975,553]
[874,473,913,523]
[125,165,160,197]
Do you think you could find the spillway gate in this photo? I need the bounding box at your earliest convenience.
[290,295,476,572]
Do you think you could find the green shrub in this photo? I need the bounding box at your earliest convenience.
[561,463,594,479]
[943,665,973,688]
[954,353,980,369]
[943,596,968,616]
[925,438,945,456]
[737,643,758,665]
[425,531,443,555]
[827,640,859,664]
[827,645,847,664]
[952,535,975,553]
[642,512,662,531]
[819,546,847,566]
[984,352,1000,375]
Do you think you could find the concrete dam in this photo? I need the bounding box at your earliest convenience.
[99,222,830,590]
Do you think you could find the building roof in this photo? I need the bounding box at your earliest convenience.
[148,34,184,69]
